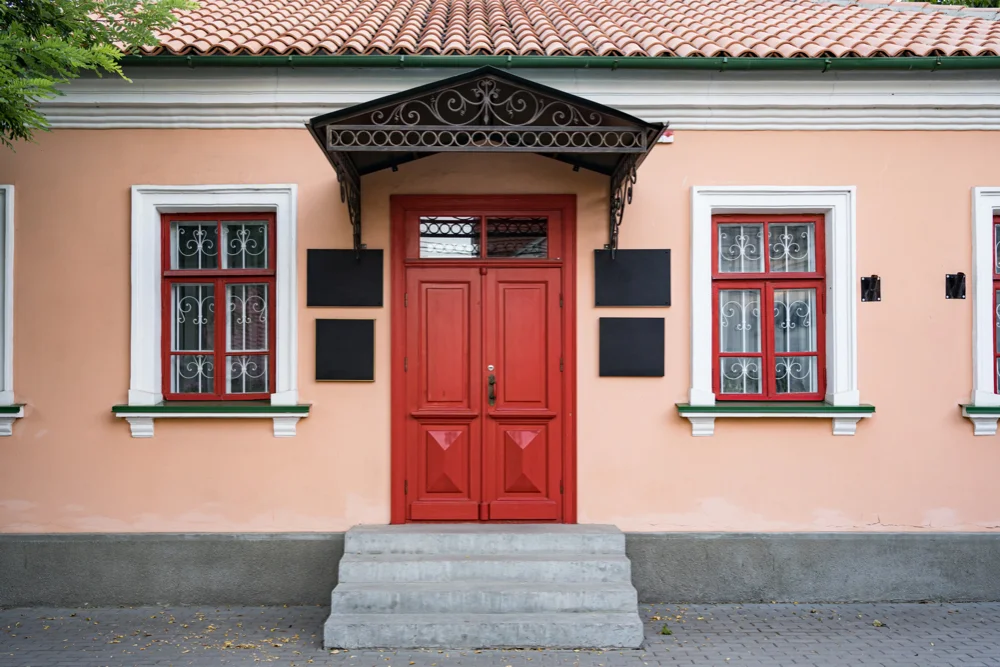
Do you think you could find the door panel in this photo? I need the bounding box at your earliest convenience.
[406,268,481,520]
[483,268,562,521]
[408,420,481,521]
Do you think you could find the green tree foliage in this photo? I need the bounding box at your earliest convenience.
[0,0,194,147]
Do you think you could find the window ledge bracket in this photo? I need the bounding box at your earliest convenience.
[112,402,310,438]
[0,404,25,436]
[960,404,1000,436]
[676,402,874,437]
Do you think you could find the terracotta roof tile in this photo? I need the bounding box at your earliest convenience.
[143,0,1000,58]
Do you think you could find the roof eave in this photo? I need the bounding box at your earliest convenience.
[120,54,1000,71]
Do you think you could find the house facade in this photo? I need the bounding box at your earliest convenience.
[2,0,1000,605]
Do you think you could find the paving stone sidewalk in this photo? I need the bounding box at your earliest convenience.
[2,602,999,667]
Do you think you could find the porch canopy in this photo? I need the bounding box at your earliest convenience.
[306,66,664,255]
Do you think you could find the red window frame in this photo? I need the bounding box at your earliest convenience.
[160,212,277,401]
[711,214,826,401]
[994,215,1000,392]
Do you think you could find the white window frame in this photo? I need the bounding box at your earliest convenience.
[965,187,1000,434]
[122,185,300,437]
[685,186,864,436]
[0,186,19,434]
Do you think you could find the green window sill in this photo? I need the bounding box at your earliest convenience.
[112,401,310,438]
[960,404,1000,436]
[676,401,875,437]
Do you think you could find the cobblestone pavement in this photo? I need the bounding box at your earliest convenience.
[2,603,999,667]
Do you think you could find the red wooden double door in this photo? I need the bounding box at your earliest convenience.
[391,196,576,523]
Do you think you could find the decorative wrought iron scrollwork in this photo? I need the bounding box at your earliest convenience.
[372,78,602,128]
[419,217,479,238]
[327,126,648,153]
[325,76,650,155]
[309,68,666,259]
[608,155,638,257]
[486,218,547,237]
[330,150,363,255]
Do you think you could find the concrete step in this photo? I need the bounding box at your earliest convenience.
[345,524,625,556]
[323,612,645,649]
[337,553,633,584]
[330,581,638,613]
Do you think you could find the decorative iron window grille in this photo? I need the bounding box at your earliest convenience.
[307,67,664,257]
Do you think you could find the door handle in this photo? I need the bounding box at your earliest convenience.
[487,374,496,407]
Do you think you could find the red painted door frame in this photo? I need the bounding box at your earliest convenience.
[390,195,577,524]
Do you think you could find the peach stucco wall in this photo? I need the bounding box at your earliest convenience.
[1,129,999,533]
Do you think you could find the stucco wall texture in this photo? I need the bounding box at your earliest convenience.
[0,129,998,533]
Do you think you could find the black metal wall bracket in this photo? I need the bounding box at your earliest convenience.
[946,272,966,300]
[861,275,881,302]
[606,155,639,258]
[329,147,364,256]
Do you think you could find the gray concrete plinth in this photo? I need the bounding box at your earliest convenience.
[324,524,644,649]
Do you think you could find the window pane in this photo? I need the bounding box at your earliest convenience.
[173,284,214,351]
[419,216,480,258]
[486,217,548,258]
[720,357,762,395]
[173,222,218,270]
[718,223,763,273]
[227,283,268,352]
[773,288,817,353]
[171,354,214,394]
[223,222,268,269]
[227,355,268,394]
[768,222,816,273]
[775,356,818,394]
[719,289,761,353]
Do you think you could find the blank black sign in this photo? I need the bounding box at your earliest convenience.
[316,319,375,381]
[599,317,665,377]
[307,249,383,307]
[594,249,670,306]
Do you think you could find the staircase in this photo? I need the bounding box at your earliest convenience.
[323,524,644,649]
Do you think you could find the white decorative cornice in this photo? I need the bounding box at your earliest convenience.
[42,67,1000,131]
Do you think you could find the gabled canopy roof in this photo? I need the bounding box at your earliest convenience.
[306,67,665,254]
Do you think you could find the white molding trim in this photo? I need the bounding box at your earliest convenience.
[125,417,154,438]
[0,187,16,419]
[116,411,304,438]
[688,186,860,433]
[128,185,299,423]
[0,407,23,436]
[961,409,1000,436]
[43,69,1000,131]
[677,409,872,437]
[970,188,1000,417]
[832,417,863,436]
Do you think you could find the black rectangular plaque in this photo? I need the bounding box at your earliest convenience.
[315,319,375,381]
[307,249,383,307]
[594,249,670,306]
[598,317,665,377]
[945,272,966,300]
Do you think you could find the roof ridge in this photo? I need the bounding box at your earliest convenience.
[812,0,1000,21]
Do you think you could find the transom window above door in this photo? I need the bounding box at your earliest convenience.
[162,212,277,401]
[417,215,550,260]
[712,214,826,401]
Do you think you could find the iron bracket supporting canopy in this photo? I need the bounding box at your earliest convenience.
[306,66,664,256]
